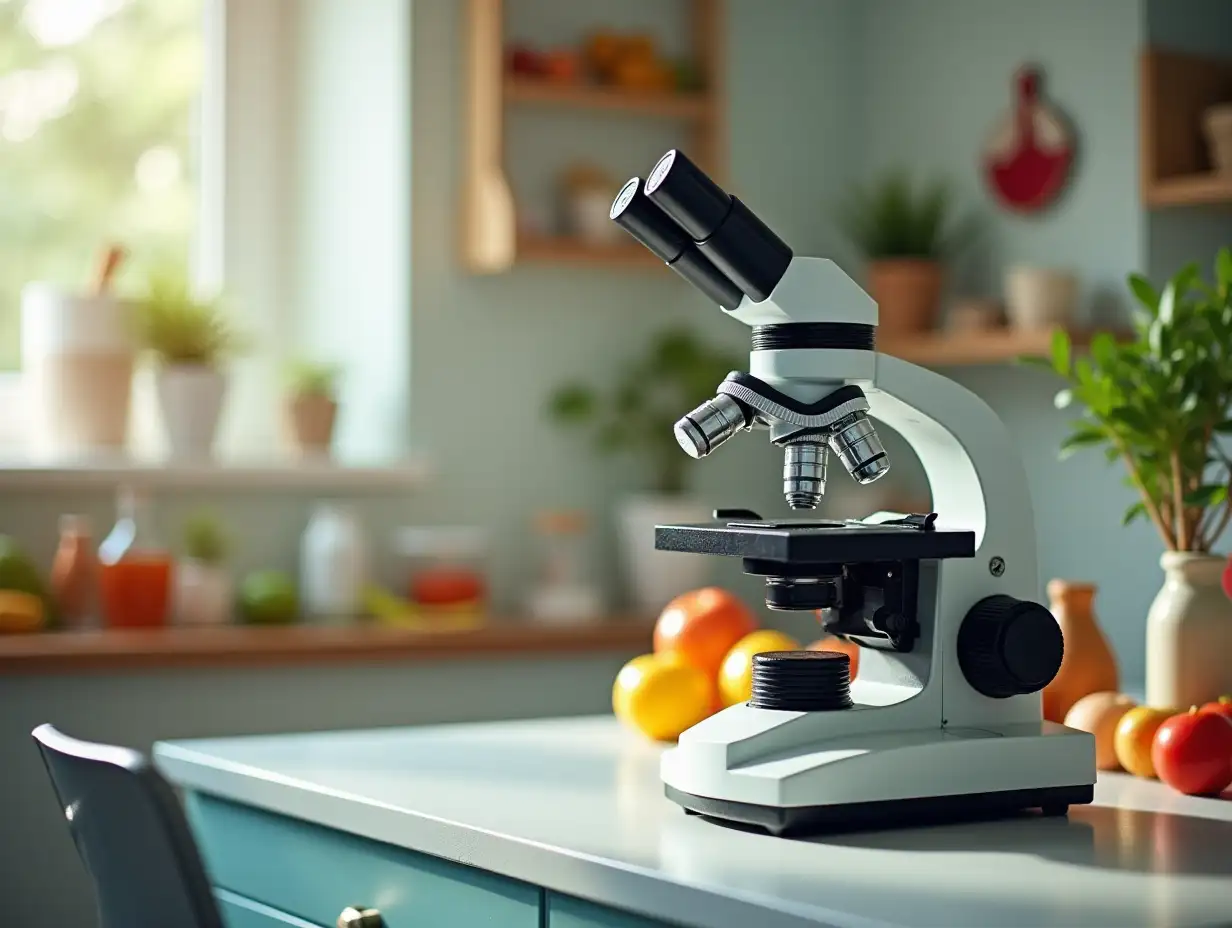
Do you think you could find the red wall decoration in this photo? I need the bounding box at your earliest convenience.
[982,65,1076,213]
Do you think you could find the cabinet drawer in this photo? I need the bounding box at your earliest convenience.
[187,793,540,928]
[548,892,673,928]
[217,889,324,927]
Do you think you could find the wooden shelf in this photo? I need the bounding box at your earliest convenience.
[879,327,1126,367]
[0,619,654,675]
[1144,172,1232,207]
[1140,48,1232,207]
[517,234,665,268]
[504,78,711,120]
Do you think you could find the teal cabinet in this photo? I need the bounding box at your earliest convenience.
[216,889,324,927]
[187,793,540,928]
[548,892,673,928]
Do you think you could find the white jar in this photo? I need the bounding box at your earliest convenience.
[21,283,136,459]
[1004,267,1078,331]
[300,503,367,624]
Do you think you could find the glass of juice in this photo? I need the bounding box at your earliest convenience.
[98,485,174,628]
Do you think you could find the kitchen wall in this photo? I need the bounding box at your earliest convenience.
[857,0,1168,683]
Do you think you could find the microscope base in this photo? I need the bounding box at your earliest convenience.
[665,782,1095,837]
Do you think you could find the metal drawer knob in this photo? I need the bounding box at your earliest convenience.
[337,906,383,927]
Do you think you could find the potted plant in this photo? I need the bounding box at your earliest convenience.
[836,171,974,336]
[284,358,341,458]
[1025,248,1232,708]
[132,266,245,460]
[174,509,233,626]
[548,327,740,613]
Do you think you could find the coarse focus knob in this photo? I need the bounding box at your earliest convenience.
[958,595,1064,699]
[337,907,383,928]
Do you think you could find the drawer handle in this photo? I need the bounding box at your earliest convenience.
[337,906,383,927]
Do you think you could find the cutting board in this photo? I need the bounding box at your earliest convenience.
[982,66,1075,213]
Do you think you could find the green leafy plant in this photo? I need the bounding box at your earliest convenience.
[132,266,246,366]
[285,358,341,399]
[183,510,229,565]
[836,171,975,261]
[548,327,741,496]
[1023,248,1232,552]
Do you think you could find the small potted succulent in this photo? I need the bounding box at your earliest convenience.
[548,326,740,613]
[174,510,233,626]
[284,358,341,458]
[132,266,245,460]
[1025,248,1232,709]
[836,171,975,336]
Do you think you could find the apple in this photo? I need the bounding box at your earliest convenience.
[1151,708,1232,796]
[1198,695,1232,724]
[1114,705,1176,778]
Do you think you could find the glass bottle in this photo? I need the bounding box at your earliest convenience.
[98,485,174,628]
[51,514,99,629]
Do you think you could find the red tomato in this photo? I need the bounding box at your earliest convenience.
[1198,696,1232,724]
[1151,708,1232,796]
[411,569,485,606]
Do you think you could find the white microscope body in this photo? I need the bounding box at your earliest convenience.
[611,150,1096,834]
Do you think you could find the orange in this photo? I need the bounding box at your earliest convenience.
[612,653,714,742]
[718,630,801,707]
[1114,705,1177,778]
[654,587,758,679]
[807,636,861,679]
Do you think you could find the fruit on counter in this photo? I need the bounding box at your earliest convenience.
[654,587,758,679]
[238,570,299,625]
[0,590,46,633]
[1114,705,1177,778]
[718,629,801,707]
[411,567,486,607]
[583,30,677,92]
[807,636,861,680]
[1222,555,1232,601]
[541,49,579,84]
[0,535,55,624]
[507,44,547,78]
[613,652,714,743]
[1151,707,1232,796]
[1063,691,1137,771]
[1198,696,1232,723]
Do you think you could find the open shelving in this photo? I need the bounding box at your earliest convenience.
[879,326,1128,367]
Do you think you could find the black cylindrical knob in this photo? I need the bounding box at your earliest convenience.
[958,595,1064,699]
[749,650,854,711]
[644,149,733,240]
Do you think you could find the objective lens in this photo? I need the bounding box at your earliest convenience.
[828,412,891,484]
[673,394,749,459]
[783,440,827,509]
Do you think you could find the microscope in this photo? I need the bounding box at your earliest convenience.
[610,150,1096,836]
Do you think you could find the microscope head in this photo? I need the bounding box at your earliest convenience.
[611,149,890,509]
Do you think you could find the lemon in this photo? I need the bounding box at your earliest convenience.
[612,652,713,742]
[0,590,46,633]
[718,629,801,707]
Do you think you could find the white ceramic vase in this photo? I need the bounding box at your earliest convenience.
[156,365,227,461]
[1005,267,1078,331]
[617,494,710,616]
[1145,552,1232,708]
[174,560,233,626]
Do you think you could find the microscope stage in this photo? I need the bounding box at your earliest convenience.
[655,519,975,564]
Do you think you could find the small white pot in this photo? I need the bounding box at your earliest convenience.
[156,365,227,460]
[1145,552,1232,708]
[1005,267,1078,331]
[174,560,234,626]
[617,494,711,616]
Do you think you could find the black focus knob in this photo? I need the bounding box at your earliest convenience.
[958,595,1064,699]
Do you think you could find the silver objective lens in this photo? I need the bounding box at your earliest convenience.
[829,412,891,484]
[783,440,827,509]
[674,393,748,459]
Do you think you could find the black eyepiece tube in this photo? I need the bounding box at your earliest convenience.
[644,149,793,303]
[610,177,745,310]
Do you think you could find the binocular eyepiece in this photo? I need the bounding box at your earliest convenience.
[610,150,792,309]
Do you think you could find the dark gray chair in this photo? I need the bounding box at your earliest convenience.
[31,723,224,928]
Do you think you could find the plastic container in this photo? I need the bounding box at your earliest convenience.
[301,502,368,624]
[525,511,603,625]
[394,526,489,624]
[98,486,173,628]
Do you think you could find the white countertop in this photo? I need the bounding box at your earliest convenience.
[155,716,1232,928]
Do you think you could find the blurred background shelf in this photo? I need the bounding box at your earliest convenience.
[504,78,711,120]
[1143,173,1232,207]
[880,327,1125,367]
[517,233,666,267]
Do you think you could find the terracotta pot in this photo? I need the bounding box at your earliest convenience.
[1043,580,1119,723]
[1146,553,1232,708]
[867,259,944,335]
[287,394,337,456]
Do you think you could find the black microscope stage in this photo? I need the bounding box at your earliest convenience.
[654,514,976,565]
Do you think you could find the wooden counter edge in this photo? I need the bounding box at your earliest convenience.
[0,620,654,675]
